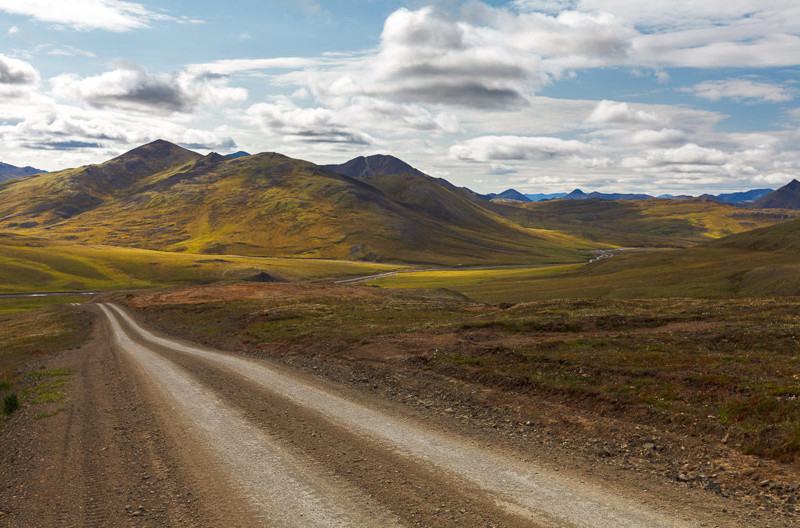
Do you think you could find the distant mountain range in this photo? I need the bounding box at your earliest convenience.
[0,162,45,182]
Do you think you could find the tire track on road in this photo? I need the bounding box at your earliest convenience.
[99,304,404,528]
[104,303,697,528]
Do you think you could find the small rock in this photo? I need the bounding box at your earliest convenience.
[678,473,689,482]
[759,480,772,488]
[642,443,656,451]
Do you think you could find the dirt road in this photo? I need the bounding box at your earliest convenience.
[1,303,765,527]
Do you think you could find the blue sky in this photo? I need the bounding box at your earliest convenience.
[1,0,800,195]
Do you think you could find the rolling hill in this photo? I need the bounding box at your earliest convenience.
[0,141,598,266]
[371,218,800,302]
[0,233,398,293]
[483,197,800,248]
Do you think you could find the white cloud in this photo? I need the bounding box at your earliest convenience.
[684,79,794,103]
[0,0,175,32]
[186,58,320,77]
[449,135,591,161]
[245,98,373,146]
[35,44,97,58]
[621,144,729,170]
[753,172,798,185]
[585,100,662,127]
[51,64,247,113]
[627,128,687,146]
[0,53,38,86]
[7,25,19,36]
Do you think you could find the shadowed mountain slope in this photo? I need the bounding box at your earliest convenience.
[710,216,800,253]
[564,189,655,201]
[0,162,44,182]
[0,141,597,266]
[750,180,800,209]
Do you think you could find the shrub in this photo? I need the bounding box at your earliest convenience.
[3,393,19,416]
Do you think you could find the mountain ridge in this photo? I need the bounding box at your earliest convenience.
[0,140,596,266]
[0,162,45,183]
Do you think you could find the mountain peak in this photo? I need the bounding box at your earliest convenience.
[751,179,800,210]
[114,139,197,162]
[324,154,425,179]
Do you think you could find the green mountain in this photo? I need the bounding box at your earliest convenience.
[0,140,597,266]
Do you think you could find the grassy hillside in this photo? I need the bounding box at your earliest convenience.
[486,197,799,248]
[370,218,800,302]
[0,233,400,293]
[0,141,599,266]
[711,217,800,253]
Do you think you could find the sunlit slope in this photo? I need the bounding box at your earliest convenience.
[0,141,599,265]
[371,220,800,302]
[0,233,400,293]
[0,140,201,226]
[486,197,799,248]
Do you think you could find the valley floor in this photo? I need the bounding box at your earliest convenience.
[1,295,798,526]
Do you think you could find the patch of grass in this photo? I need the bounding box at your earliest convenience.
[2,393,19,415]
[33,408,64,420]
[22,369,71,405]
[0,307,91,388]
[0,296,92,314]
[23,368,71,382]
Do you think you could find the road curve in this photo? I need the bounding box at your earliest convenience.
[99,303,699,528]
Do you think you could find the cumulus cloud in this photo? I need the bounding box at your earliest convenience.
[621,144,728,170]
[0,53,38,85]
[684,79,794,103]
[51,64,247,113]
[285,5,636,111]
[336,97,461,135]
[0,103,236,156]
[449,135,591,161]
[245,99,373,145]
[585,100,662,127]
[0,0,175,32]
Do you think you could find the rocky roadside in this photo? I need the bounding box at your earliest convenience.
[131,306,799,527]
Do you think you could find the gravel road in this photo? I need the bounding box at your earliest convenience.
[98,302,704,528]
[1,303,756,527]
